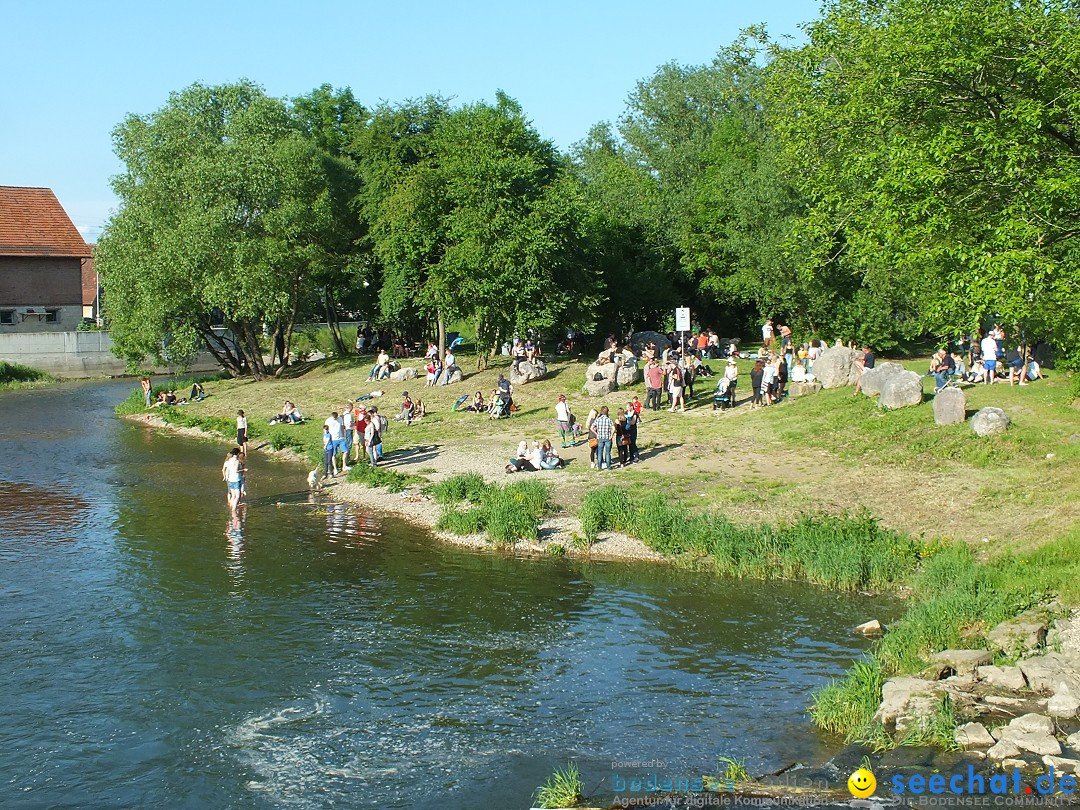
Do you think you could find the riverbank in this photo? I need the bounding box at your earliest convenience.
[118,354,1080,752]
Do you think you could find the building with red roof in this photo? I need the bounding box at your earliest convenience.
[0,186,90,332]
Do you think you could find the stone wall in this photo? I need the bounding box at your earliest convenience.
[0,330,221,377]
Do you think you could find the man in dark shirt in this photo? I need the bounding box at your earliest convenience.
[932,349,956,391]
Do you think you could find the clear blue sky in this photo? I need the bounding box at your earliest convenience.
[1,0,818,242]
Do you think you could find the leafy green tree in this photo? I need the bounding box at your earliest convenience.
[768,0,1080,357]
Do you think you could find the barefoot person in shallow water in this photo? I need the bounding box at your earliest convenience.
[222,448,245,511]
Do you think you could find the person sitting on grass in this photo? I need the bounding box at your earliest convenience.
[539,439,565,469]
[271,400,304,425]
[189,381,206,401]
[466,391,486,413]
[506,441,539,473]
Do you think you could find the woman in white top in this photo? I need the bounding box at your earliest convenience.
[555,395,573,447]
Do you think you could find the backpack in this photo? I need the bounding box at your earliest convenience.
[593,372,603,381]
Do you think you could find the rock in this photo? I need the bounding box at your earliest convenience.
[879,370,925,409]
[931,649,994,676]
[972,407,1010,436]
[855,619,884,636]
[1006,713,1055,735]
[585,361,618,384]
[583,378,618,397]
[977,665,1027,691]
[987,619,1047,654]
[388,366,418,382]
[981,694,1047,713]
[859,362,907,398]
[1067,731,1080,752]
[1019,653,1080,695]
[443,368,463,385]
[1043,755,1080,775]
[999,730,1062,757]
[987,740,1023,762]
[1048,683,1080,718]
[955,722,996,749]
[788,381,823,398]
[1000,758,1031,771]
[510,359,547,385]
[814,346,862,389]
[933,387,967,425]
[629,331,671,355]
[873,676,943,732]
[616,361,641,387]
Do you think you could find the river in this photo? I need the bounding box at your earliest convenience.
[0,381,884,808]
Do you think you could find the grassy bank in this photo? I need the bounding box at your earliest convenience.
[431,472,555,546]
[0,361,54,390]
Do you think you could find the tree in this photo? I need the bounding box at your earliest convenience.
[98,81,357,376]
[768,0,1080,357]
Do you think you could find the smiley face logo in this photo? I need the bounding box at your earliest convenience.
[848,768,876,798]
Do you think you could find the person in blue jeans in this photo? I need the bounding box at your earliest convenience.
[592,406,615,471]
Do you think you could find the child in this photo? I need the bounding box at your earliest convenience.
[401,391,413,426]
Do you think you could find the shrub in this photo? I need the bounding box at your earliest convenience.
[0,361,51,386]
[429,472,490,505]
[434,478,553,546]
[533,762,583,809]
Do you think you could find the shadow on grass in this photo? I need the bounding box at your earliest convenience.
[382,444,441,467]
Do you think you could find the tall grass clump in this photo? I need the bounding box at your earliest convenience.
[435,478,553,547]
[428,472,490,505]
[533,762,583,809]
[0,361,52,389]
[578,488,921,592]
[347,463,424,493]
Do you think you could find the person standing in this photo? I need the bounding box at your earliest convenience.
[585,408,599,470]
[324,411,344,475]
[401,391,414,426]
[762,319,775,352]
[353,406,368,464]
[321,424,337,480]
[593,406,615,471]
[980,332,999,384]
[625,401,640,464]
[222,448,244,511]
[644,358,664,412]
[667,361,685,413]
[853,345,876,395]
[236,410,248,460]
[140,377,153,408]
[555,395,573,447]
[364,407,383,465]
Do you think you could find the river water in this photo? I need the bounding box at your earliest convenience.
[0,381,884,809]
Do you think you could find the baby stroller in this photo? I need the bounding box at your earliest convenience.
[489,393,511,419]
[713,376,737,410]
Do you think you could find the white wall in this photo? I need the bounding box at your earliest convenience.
[0,331,221,378]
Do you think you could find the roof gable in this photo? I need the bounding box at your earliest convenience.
[0,186,90,258]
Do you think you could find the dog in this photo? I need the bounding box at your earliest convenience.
[307,468,320,490]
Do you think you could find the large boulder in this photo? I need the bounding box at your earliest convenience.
[510,359,548,386]
[931,649,994,677]
[389,366,418,382]
[616,361,641,387]
[879,370,924,409]
[873,676,943,733]
[988,617,1047,655]
[586,361,618,384]
[814,346,861,388]
[441,368,463,386]
[933,387,967,425]
[788,381,822,398]
[630,331,671,355]
[1019,654,1080,695]
[583,378,618,397]
[956,722,996,749]
[972,407,1010,437]
[860,362,906,398]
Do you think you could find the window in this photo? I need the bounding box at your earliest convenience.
[44,309,59,323]
[0,310,14,324]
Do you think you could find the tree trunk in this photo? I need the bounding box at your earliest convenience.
[198,322,244,377]
[437,312,446,363]
[324,287,348,355]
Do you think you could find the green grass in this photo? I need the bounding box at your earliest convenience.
[346,463,425,493]
[717,755,749,782]
[578,486,922,591]
[533,762,583,809]
[0,361,53,389]
[434,477,554,547]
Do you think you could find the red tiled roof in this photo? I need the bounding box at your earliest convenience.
[82,251,97,307]
[0,186,90,258]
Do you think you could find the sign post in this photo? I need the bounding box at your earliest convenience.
[675,307,690,356]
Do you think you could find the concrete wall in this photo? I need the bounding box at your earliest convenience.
[0,330,222,378]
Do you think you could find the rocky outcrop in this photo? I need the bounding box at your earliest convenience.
[933,387,967,425]
[879,370,924,409]
[510,359,547,386]
[630,331,671,355]
[874,676,944,733]
[1019,653,1080,695]
[616,361,641,387]
[814,346,861,389]
[859,362,906,398]
[972,407,1010,436]
[389,366,418,382]
[441,368,463,385]
[583,378,618,397]
[988,617,1047,655]
[955,722,996,749]
[977,665,1027,691]
[931,649,993,677]
[996,714,1062,757]
[1048,683,1080,718]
